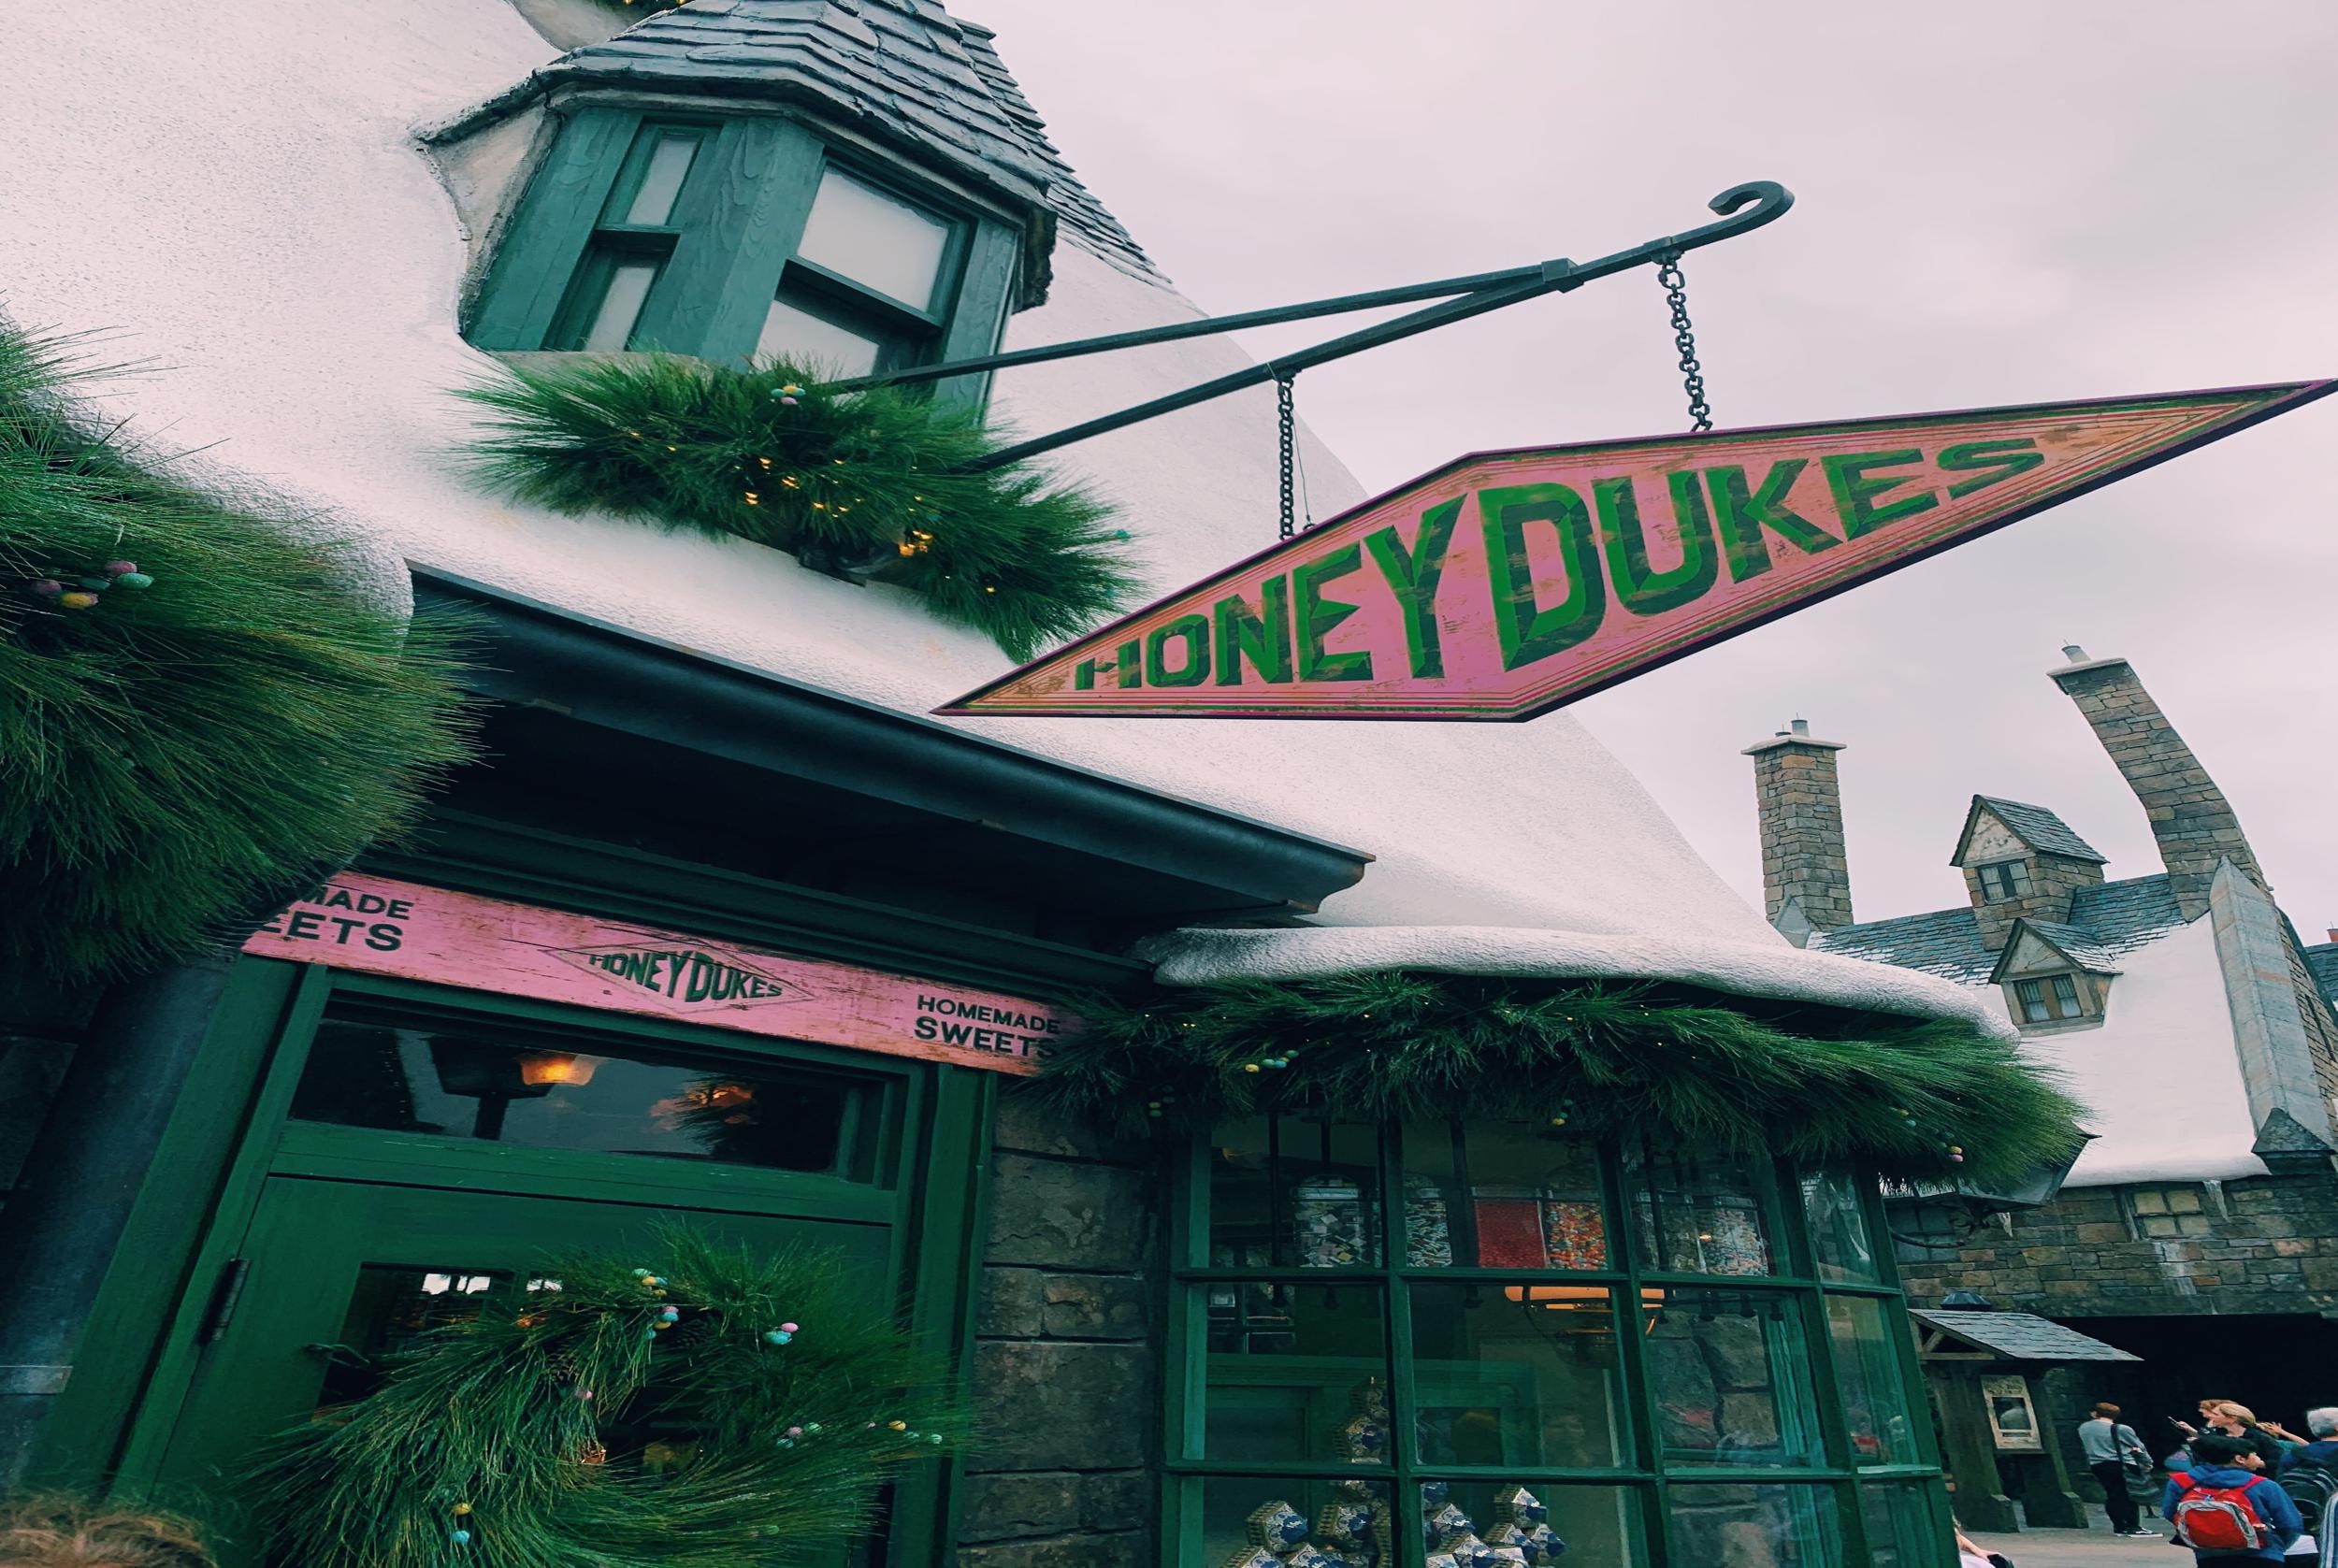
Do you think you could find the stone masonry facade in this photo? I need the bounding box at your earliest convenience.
[1897,1173,2338,1318]
[961,1092,1161,1568]
[1743,728,1854,933]
[2050,659,2262,920]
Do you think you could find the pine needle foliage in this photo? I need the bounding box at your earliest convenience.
[460,355,1135,660]
[0,324,477,983]
[253,1230,966,1568]
[1033,974,2088,1185]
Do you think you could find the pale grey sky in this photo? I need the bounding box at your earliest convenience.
[975,0,2338,936]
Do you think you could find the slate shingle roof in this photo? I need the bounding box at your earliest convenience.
[2307,942,2338,1007]
[1808,905,1993,983]
[2010,920,2126,975]
[1810,875,2187,985]
[538,0,1165,294]
[1968,796,2107,863]
[1912,1309,2142,1362]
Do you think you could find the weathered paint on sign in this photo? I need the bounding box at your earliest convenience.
[941,383,2334,721]
[241,874,1064,1073]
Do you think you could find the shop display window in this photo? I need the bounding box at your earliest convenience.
[291,1011,886,1180]
[1172,1116,1948,1566]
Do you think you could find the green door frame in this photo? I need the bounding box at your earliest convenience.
[38,959,998,1568]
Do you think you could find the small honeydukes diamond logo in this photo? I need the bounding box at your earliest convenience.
[554,942,809,1010]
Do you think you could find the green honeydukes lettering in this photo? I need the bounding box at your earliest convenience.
[1480,482,1606,671]
[1292,542,1374,683]
[1823,448,1938,539]
[1706,458,1839,583]
[1595,472,1717,616]
[1363,498,1462,678]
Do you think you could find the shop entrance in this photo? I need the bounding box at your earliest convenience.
[154,1179,881,1559]
[95,967,987,1568]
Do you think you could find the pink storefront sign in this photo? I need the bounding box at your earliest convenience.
[941,381,2334,721]
[241,874,1067,1074]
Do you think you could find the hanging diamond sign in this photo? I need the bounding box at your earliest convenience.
[940,382,2333,721]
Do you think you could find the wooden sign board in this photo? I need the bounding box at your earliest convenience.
[242,875,1066,1074]
[942,382,2334,721]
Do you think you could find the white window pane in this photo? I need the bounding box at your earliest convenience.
[624,135,699,227]
[581,262,658,352]
[798,168,950,308]
[756,295,882,377]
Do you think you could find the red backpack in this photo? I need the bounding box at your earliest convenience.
[2172,1473,2271,1555]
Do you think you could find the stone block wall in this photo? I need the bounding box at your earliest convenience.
[1744,731,1855,935]
[960,1092,1161,1567]
[1896,1173,2338,1317]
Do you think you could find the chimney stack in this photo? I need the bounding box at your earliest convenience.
[1744,719,1853,945]
[2049,648,2262,919]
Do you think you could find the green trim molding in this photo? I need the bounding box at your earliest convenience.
[1035,972,2087,1185]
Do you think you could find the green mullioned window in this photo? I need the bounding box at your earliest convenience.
[1167,1120,1952,1567]
[469,106,1021,409]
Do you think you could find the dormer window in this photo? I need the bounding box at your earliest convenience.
[2013,973,2088,1024]
[756,166,964,376]
[465,107,1024,410]
[1975,860,2031,901]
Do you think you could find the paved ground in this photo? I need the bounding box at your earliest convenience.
[1967,1503,2185,1566]
[1964,1525,2177,1566]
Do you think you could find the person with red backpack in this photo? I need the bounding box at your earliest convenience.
[2164,1432,2304,1562]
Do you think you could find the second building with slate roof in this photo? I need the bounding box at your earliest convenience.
[1744,645,2338,1522]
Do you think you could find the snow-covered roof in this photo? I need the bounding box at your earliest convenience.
[1812,874,2186,985]
[0,0,2003,1033]
[1142,926,2021,1043]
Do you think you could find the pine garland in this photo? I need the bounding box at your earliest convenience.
[1031,973,2087,1185]
[253,1231,964,1568]
[0,324,477,983]
[460,355,1135,660]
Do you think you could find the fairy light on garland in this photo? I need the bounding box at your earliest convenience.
[461,355,1133,658]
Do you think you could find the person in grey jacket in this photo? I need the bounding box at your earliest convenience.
[2079,1402,2159,1538]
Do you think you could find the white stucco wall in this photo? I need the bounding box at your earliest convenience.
[2021,917,2264,1184]
[0,0,1995,1027]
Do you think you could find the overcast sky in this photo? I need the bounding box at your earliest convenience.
[974,0,2338,936]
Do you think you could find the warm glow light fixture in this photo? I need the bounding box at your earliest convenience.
[517,1051,604,1087]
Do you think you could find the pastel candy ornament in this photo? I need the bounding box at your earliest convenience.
[57,591,99,610]
[28,579,61,597]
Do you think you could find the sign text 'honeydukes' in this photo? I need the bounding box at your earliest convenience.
[942,382,2333,721]
[246,875,1066,1073]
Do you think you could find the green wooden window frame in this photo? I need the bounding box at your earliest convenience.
[470,104,1018,410]
[38,961,1001,1568]
[1164,1120,1955,1568]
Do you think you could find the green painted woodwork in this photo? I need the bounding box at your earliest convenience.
[31,813,1066,1567]
[154,1180,882,1566]
[635,114,821,364]
[469,106,641,351]
[466,104,1020,416]
[1167,1122,1953,1568]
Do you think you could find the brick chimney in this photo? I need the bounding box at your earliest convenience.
[1744,719,1853,945]
[2049,646,2262,919]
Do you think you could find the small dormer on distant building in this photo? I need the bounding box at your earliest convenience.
[1988,917,2121,1030]
[1951,796,2107,951]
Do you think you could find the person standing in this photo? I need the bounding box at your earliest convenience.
[2080,1402,2161,1538]
[2164,1433,2303,1564]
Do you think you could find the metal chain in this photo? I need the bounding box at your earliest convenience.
[1276,370,1298,538]
[1654,249,1713,433]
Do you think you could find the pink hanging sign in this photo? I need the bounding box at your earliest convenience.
[241,874,1066,1074]
[941,382,2333,721]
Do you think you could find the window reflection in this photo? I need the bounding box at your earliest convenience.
[1207,1117,1383,1269]
[1201,1285,1389,1464]
[1646,1287,1822,1468]
[1402,1122,1608,1270]
[1407,1284,1628,1468]
[1627,1144,1778,1276]
[291,1014,873,1178]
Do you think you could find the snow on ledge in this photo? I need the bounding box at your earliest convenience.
[1138,925,2023,1043]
